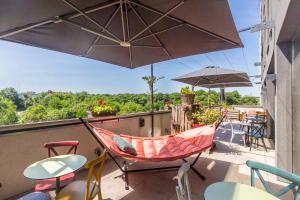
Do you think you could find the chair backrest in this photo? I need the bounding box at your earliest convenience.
[226,110,240,121]
[44,141,80,157]
[173,162,192,200]
[250,122,265,137]
[246,160,300,199]
[85,150,107,200]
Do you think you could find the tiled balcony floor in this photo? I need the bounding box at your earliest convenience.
[15,123,294,200]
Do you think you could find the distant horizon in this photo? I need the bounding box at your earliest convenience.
[9,87,259,97]
[0,1,261,97]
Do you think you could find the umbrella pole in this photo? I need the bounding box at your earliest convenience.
[151,64,154,137]
[208,88,211,108]
[220,88,225,103]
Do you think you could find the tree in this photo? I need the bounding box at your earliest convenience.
[225,91,241,105]
[0,88,24,110]
[0,96,18,125]
[142,76,164,110]
[19,104,47,123]
[240,96,259,105]
[119,102,146,114]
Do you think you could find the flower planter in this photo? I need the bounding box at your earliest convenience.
[87,111,117,118]
[181,94,195,105]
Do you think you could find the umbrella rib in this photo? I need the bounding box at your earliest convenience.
[62,18,120,44]
[0,20,53,39]
[129,0,240,46]
[85,36,100,55]
[195,82,252,87]
[93,44,119,47]
[129,3,171,57]
[0,0,120,39]
[132,24,185,43]
[124,1,133,68]
[61,0,121,42]
[67,0,120,19]
[129,0,185,42]
[120,0,127,42]
[85,6,120,55]
[132,45,163,48]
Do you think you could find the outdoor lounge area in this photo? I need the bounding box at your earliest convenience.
[5,117,293,200]
[1,0,300,200]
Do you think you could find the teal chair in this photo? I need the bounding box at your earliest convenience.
[246,160,300,200]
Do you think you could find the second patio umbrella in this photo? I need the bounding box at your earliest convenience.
[172,66,252,106]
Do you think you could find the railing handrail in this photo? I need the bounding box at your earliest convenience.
[0,110,171,135]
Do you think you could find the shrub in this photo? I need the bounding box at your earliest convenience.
[192,108,221,125]
[119,102,146,114]
[0,96,18,125]
[19,104,47,123]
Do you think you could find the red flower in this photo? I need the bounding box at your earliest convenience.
[98,99,106,106]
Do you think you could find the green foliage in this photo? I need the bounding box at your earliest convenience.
[192,108,221,125]
[119,102,146,114]
[180,86,194,94]
[240,96,259,105]
[0,88,24,110]
[92,105,115,115]
[91,99,117,116]
[20,104,47,123]
[0,96,18,125]
[0,87,259,125]
[142,76,164,109]
[225,91,241,105]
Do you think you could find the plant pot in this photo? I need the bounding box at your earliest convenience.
[181,94,195,105]
[89,111,117,118]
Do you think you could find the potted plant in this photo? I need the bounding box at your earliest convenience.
[180,86,195,105]
[192,108,221,128]
[91,99,117,117]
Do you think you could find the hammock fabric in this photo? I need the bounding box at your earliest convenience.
[89,123,217,162]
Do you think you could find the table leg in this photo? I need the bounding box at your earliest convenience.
[56,177,60,193]
[246,126,250,146]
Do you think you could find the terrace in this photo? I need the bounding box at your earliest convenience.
[0,109,293,200]
[1,0,300,200]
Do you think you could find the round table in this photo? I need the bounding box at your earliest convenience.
[204,182,279,200]
[24,154,87,193]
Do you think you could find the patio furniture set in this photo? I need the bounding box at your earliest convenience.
[227,110,268,151]
[19,116,300,200]
[2,0,299,199]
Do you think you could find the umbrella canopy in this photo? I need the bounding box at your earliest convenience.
[0,0,242,68]
[172,66,252,88]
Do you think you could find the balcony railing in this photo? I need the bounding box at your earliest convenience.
[0,111,171,199]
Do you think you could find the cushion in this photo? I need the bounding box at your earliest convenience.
[18,192,50,200]
[112,135,137,156]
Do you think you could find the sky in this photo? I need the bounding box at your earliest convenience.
[0,1,261,96]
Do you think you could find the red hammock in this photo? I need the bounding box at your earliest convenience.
[90,123,217,162]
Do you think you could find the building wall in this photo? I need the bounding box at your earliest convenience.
[260,0,300,173]
[0,112,171,199]
[292,33,300,174]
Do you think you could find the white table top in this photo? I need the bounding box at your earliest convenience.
[205,182,280,200]
[24,154,87,180]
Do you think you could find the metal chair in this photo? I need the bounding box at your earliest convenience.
[246,160,300,200]
[56,150,107,200]
[35,141,80,191]
[173,162,192,200]
[246,122,267,151]
[229,120,246,146]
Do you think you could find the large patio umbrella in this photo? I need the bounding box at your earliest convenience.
[173,66,252,105]
[0,0,243,136]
